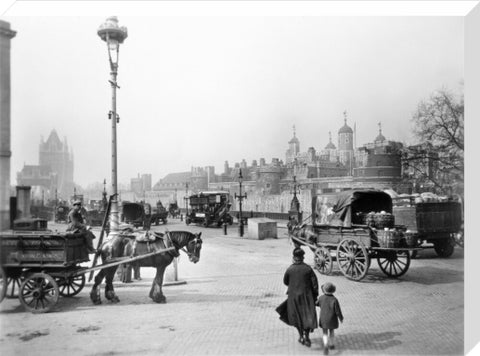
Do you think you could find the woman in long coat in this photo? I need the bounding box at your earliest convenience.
[280,247,319,347]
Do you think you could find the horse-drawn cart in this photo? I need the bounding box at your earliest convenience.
[289,190,421,281]
[0,222,174,313]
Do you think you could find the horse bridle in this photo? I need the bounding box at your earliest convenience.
[165,231,202,259]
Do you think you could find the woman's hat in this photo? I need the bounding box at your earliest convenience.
[322,282,336,294]
[292,247,305,258]
[73,200,82,206]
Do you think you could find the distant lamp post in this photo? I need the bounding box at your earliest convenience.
[235,169,247,237]
[289,175,302,225]
[184,182,189,216]
[97,16,128,234]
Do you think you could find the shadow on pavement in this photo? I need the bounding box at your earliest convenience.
[400,266,463,285]
[335,331,402,351]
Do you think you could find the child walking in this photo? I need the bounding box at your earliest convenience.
[316,282,344,355]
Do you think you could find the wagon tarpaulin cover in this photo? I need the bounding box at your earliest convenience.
[312,190,392,227]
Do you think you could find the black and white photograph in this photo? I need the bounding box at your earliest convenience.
[0,1,477,355]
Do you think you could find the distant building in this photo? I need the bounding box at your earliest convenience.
[353,123,404,189]
[17,129,74,200]
[130,173,152,195]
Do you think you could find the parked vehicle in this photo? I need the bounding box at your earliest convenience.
[167,202,180,219]
[186,191,233,227]
[289,189,419,281]
[151,201,168,225]
[392,195,462,257]
[121,201,167,229]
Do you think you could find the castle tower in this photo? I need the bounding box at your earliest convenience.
[321,131,338,163]
[285,125,300,164]
[0,20,16,230]
[375,122,386,144]
[39,130,74,198]
[338,111,354,175]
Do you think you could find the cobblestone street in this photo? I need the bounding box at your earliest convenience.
[0,220,464,355]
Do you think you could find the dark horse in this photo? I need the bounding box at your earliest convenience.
[90,230,202,304]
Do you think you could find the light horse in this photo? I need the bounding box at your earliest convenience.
[90,230,202,304]
[288,222,317,251]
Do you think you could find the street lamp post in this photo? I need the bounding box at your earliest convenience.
[184,182,189,218]
[235,169,247,237]
[97,17,128,235]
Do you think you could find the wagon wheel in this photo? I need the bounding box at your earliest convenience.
[377,250,411,278]
[433,237,455,258]
[6,276,24,299]
[313,247,333,275]
[336,238,369,281]
[0,267,6,303]
[56,274,85,297]
[19,273,59,313]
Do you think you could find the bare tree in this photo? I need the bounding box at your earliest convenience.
[403,88,464,194]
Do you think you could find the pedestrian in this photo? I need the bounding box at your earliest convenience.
[276,247,318,347]
[67,200,96,254]
[316,282,344,355]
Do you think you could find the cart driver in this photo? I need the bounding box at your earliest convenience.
[67,200,97,254]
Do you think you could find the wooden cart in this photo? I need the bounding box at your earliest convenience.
[0,229,173,313]
[289,190,420,281]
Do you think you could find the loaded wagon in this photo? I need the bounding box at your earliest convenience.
[121,201,167,229]
[392,195,463,257]
[0,217,174,313]
[289,189,420,281]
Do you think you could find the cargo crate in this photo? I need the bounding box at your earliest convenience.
[0,232,89,267]
[416,202,462,233]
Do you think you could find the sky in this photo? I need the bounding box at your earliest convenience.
[3,12,464,187]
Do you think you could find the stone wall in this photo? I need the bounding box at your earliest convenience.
[231,189,313,218]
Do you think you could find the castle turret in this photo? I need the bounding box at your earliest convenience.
[285,125,300,164]
[338,111,354,175]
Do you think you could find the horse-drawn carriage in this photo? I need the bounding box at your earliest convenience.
[0,216,202,313]
[167,202,180,219]
[54,204,70,223]
[121,201,167,228]
[289,189,420,281]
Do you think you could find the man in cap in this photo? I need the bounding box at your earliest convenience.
[67,200,96,254]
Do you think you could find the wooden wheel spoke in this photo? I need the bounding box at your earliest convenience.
[395,258,407,267]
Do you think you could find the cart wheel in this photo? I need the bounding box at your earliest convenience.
[57,274,85,297]
[377,251,411,278]
[434,237,455,258]
[6,276,24,299]
[0,267,6,303]
[336,238,369,281]
[19,273,59,313]
[314,247,333,275]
